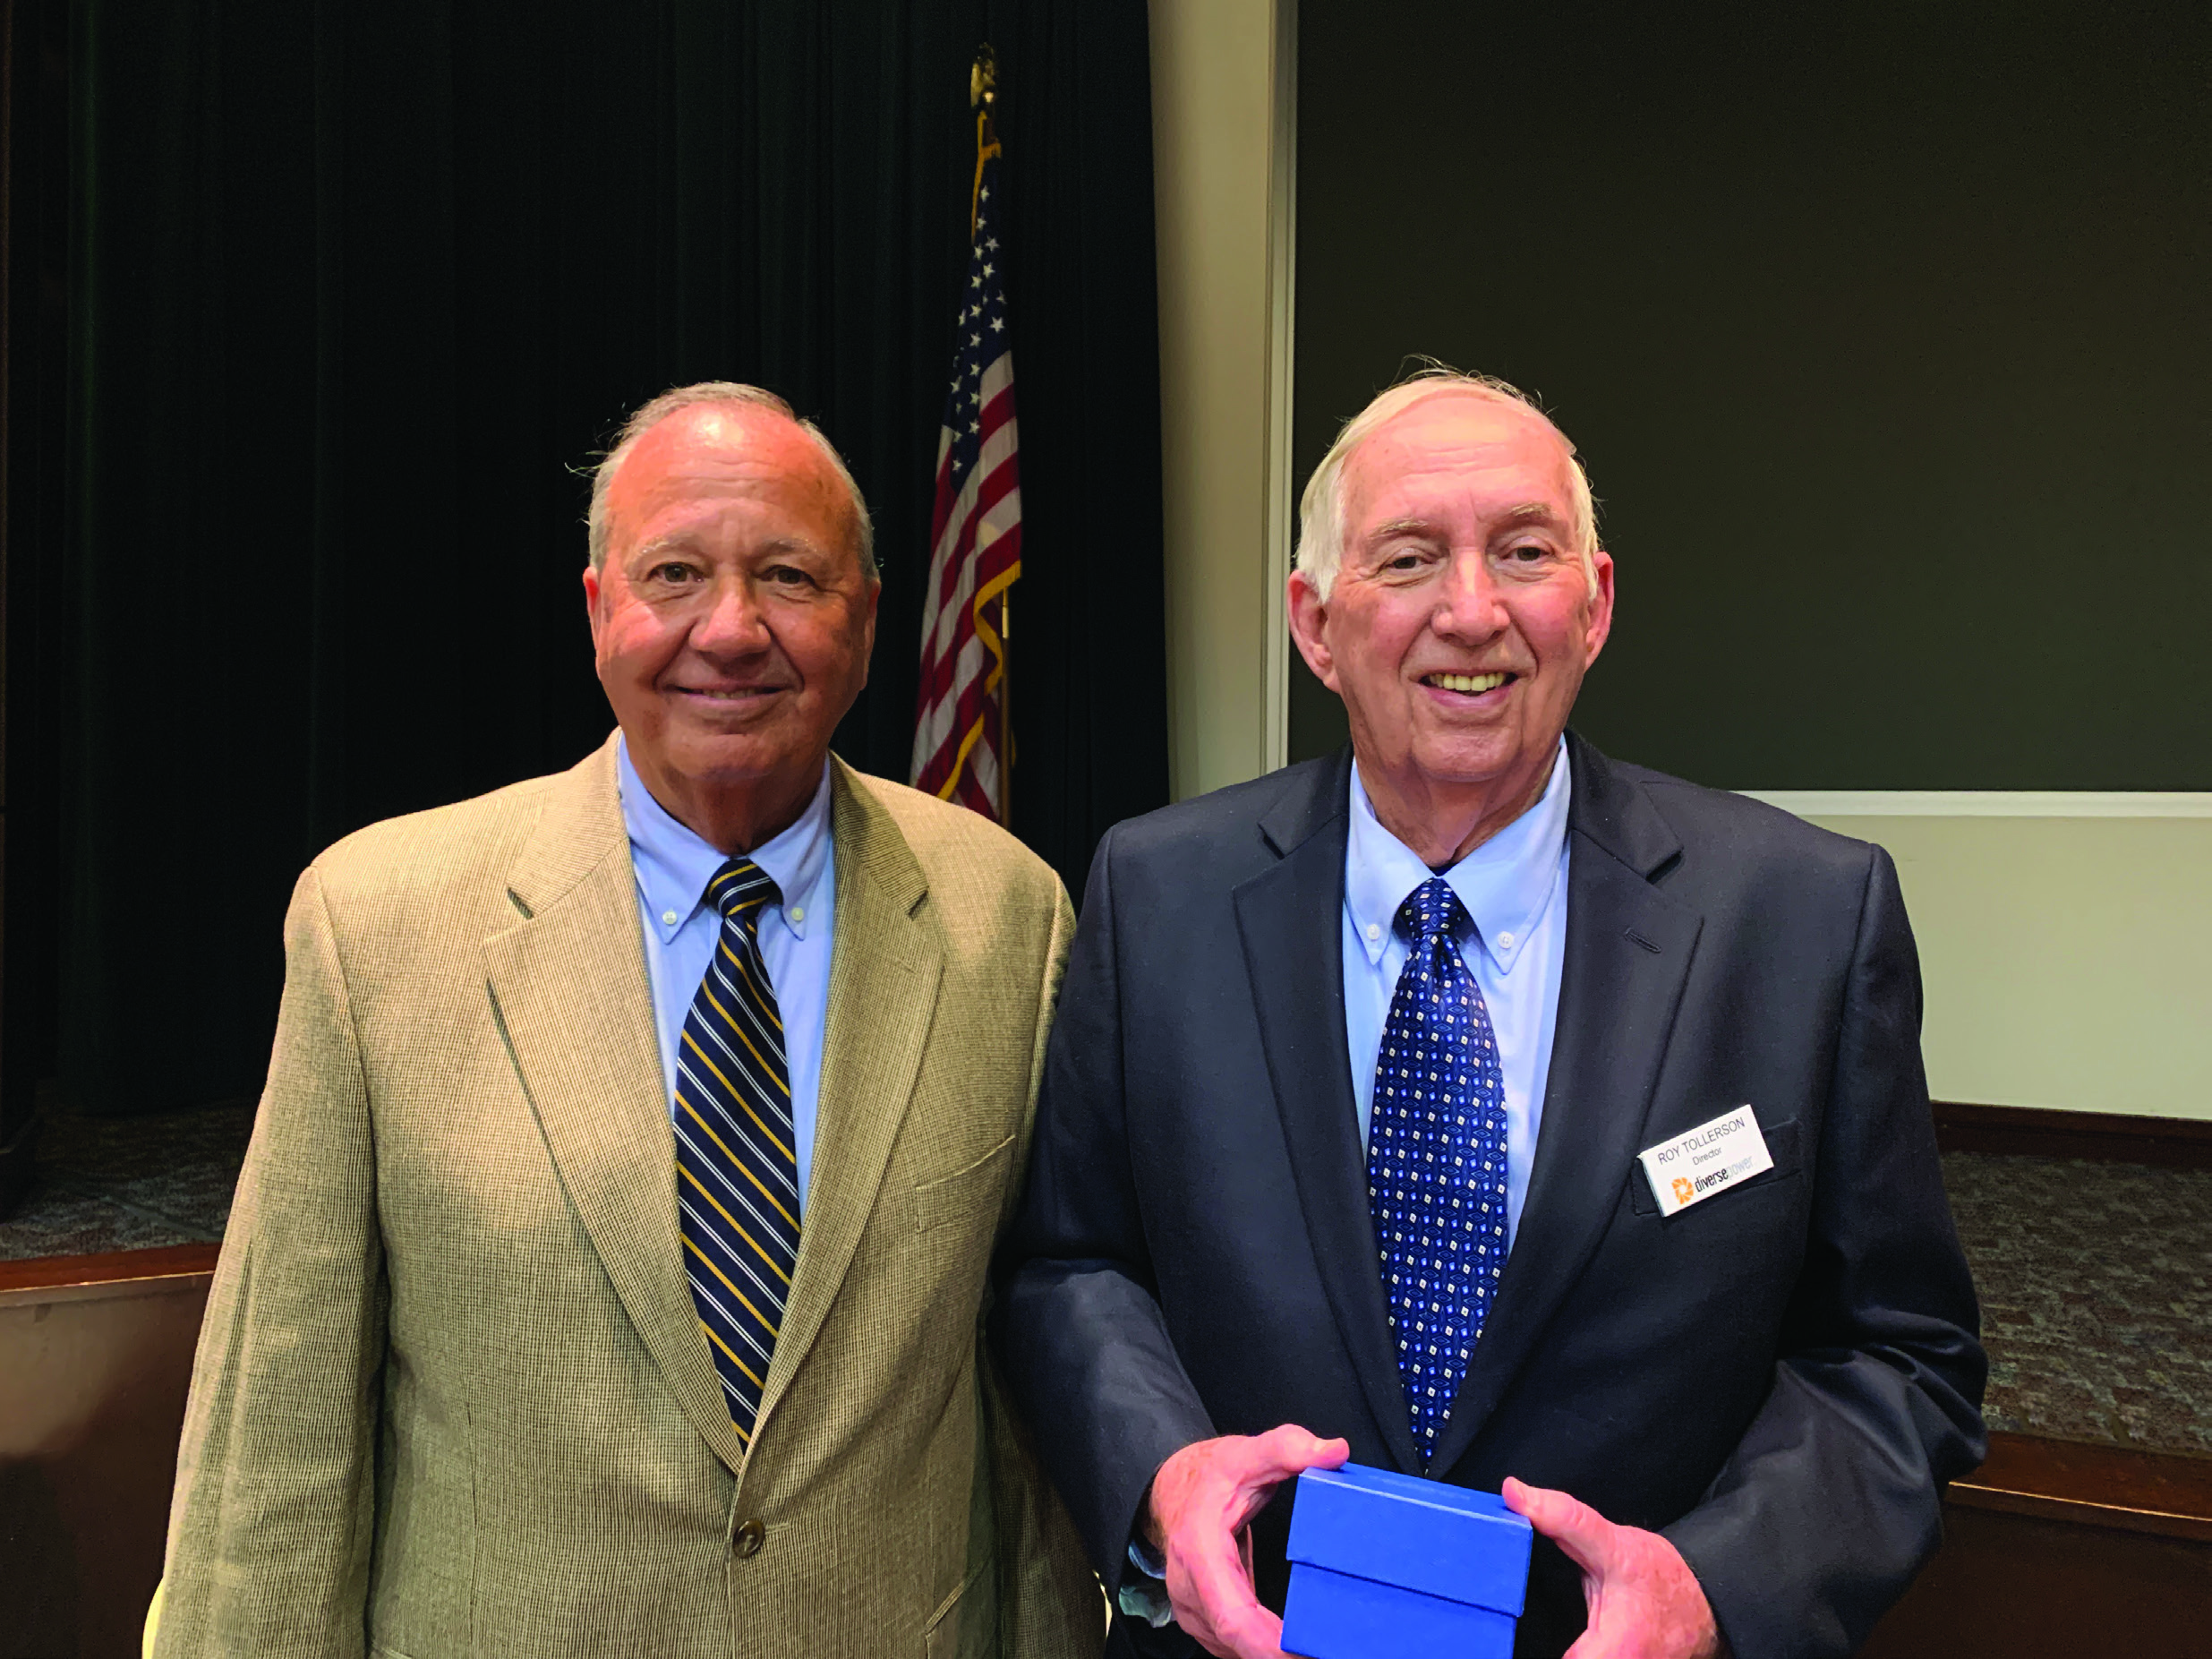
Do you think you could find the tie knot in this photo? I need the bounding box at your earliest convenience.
[706,857,781,925]
[1395,877,1465,945]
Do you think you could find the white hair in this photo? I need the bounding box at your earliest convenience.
[1295,365,1599,601]
[585,381,877,578]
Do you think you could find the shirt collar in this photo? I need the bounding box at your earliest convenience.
[616,735,833,945]
[1345,736,1572,976]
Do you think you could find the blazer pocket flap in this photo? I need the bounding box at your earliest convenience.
[925,1558,995,1658]
[1630,1116,1801,1216]
[914,1133,1016,1234]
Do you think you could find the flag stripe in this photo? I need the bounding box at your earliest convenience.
[912,124,1020,821]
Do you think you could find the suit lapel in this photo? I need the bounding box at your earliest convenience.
[1429,736,1702,1473]
[752,759,942,1441]
[1234,753,1422,1474]
[483,736,749,1475]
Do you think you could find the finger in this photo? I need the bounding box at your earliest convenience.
[1203,1586,1288,1659]
[1251,1424,1352,1478]
[1218,1541,1296,1658]
[1174,1524,1277,1659]
[1503,1475,1616,1578]
[1225,1605,1289,1659]
[1209,1596,1289,1659]
[1167,1500,1263,1626]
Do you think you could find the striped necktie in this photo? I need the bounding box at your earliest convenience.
[673,856,800,1444]
[1369,877,1509,1465]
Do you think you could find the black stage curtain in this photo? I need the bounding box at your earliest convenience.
[48,0,1165,1117]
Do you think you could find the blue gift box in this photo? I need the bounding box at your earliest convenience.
[1280,1464,1533,1659]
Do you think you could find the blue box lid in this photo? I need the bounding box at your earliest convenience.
[1286,1464,1532,1617]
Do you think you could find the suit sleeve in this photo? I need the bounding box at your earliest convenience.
[989,877,1111,1658]
[995,827,1218,1598]
[1662,846,1987,1659]
[155,866,388,1658]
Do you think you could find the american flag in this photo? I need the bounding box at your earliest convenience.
[910,107,1021,820]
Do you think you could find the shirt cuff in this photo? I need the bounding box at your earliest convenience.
[1119,1536,1174,1629]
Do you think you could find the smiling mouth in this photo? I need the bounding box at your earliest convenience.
[673,685,784,700]
[1422,671,1516,695]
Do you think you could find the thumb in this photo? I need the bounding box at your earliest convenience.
[1226,1428,1351,1532]
[1250,1425,1351,1481]
[1503,1475,1616,1578]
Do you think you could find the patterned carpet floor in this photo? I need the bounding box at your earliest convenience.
[4,1106,2208,1460]
[1943,1150,2212,1460]
[0,1098,251,1259]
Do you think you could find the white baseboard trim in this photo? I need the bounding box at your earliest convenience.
[1739,791,2212,819]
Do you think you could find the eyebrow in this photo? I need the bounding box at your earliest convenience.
[629,534,821,563]
[1364,517,1446,544]
[1363,504,1564,544]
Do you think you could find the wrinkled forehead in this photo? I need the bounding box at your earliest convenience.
[1342,391,1578,534]
[610,405,856,552]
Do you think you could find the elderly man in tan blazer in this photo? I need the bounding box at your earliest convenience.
[153,384,1100,1658]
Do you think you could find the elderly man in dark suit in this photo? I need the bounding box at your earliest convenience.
[999,369,1986,1658]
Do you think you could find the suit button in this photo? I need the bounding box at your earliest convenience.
[735,1518,766,1558]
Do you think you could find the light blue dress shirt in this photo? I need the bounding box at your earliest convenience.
[1343,738,1573,1248]
[1123,742,1581,1627]
[617,737,836,1216]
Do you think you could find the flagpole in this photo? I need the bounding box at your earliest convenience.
[1000,591,1012,824]
[971,45,1013,828]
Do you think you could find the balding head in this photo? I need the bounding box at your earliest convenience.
[1297,369,1598,603]
[587,381,875,581]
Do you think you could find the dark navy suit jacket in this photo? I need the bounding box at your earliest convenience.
[998,734,1986,1658]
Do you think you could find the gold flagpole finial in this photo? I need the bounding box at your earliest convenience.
[970,44,998,115]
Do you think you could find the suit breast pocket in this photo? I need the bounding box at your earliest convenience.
[1629,1117,1803,1218]
[913,1132,1016,1235]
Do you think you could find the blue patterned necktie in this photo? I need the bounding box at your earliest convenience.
[673,857,801,1445]
[1368,876,1509,1464]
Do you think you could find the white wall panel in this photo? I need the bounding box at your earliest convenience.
[1745,798,2212,1121]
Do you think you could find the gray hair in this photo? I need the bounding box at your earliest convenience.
[586,381,877,579]
[1295,364,1599,601]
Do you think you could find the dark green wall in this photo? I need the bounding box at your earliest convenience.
[1291,2,2210,787]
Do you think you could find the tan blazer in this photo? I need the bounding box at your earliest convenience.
[155,740,1101,1659]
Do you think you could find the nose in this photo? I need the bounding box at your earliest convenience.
[1432,548,1508,642]
[689,572,773,658]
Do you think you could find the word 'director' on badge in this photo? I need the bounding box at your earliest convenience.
[1638,1107,1774,1219]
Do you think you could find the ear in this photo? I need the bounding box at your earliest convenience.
[582,564,606,654]
[1582,549,1616,666]
[857,575,882,688]
[1287,570,1340,693]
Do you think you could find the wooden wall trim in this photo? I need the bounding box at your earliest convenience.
[1951,1432,2212,1544]
[0,1240,219,1296]
[1934,1101,2212,1169]
[1746,790,2212,818]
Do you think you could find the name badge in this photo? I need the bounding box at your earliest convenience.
[1639,1107,1773,1218]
